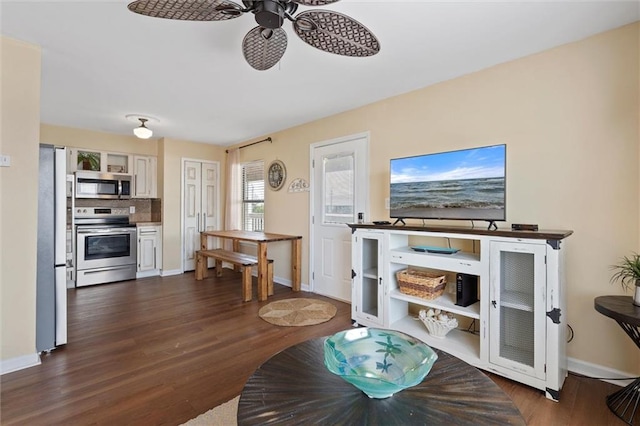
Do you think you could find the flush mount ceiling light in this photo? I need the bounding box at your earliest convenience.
[125,114,158,139]
[127,0,380,71]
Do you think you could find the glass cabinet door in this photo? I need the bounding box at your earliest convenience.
[489,241,547,379]
[353,232,384,327]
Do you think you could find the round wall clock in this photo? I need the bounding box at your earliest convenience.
[267,160,286,191]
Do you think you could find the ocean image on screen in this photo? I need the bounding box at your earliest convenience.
[390,145,505,220]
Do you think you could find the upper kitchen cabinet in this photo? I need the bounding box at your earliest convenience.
[66,148,158,198]
[133,155,157,198]
[67,148,131,174]
[68,149,100,173]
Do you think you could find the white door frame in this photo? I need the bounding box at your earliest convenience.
[180,158,221,273]
[309,132,370,294]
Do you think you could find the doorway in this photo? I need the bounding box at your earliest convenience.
[310,133,369,302]
[182,159,220,272]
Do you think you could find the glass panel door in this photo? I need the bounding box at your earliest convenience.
[354,232,383,327]
[489,241,546,379]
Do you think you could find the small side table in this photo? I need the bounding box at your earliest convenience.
[594,295,640,425]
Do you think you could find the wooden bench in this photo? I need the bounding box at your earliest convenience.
[195,249,273,301]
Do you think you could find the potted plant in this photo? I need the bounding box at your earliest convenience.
[76,151,100,171]
[610,252,640,306]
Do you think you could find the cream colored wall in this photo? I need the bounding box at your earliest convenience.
[235,23,640,374]
[41,124,158,156]
[158,138,226,272]
[0,37,41,361]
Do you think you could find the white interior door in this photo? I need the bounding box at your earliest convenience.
[201,162,219,234]
[311,134,368,302]
[183,160,219,271]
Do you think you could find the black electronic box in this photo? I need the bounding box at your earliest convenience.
[456,273,478,307]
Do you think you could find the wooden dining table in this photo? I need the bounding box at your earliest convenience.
[200,230,302,300]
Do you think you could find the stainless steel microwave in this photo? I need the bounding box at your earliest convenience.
[75,172,131,199]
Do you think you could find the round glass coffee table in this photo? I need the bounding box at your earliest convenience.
[238,335,525,425]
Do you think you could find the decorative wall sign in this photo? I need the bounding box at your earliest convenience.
[288,178,309,193]
[267,159,286,191]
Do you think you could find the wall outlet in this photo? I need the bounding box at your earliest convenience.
[0,155,11,167]
[130,206,135,214]
[385,197,390,209]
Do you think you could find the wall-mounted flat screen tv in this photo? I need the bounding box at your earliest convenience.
[390,144,506,222]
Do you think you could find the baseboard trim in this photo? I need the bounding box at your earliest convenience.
[1,353,41,375]
[161,269,182,277]
[136,270,160,279]
[246,271,310,293]
[568,357,636,387]
[272,275,310,293]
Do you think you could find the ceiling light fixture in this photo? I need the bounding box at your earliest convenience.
[133,118,153,139]
[126,114,158,139]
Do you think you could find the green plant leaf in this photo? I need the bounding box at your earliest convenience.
[610,253,640,291]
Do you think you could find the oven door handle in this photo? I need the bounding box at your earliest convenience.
[83,265,135,274]
[77,228,136,234]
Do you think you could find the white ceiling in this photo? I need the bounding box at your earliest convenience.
[2,1,638,146]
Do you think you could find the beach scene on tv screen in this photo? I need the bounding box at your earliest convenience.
[390,145,506,220]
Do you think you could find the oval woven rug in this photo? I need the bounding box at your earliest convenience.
[258,298,337,327]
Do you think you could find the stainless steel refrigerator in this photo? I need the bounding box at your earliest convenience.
[36,144,68,352]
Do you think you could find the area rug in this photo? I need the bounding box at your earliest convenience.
[258,298,337,326]
[181,396,239,426]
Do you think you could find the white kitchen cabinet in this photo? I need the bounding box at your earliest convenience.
[352,231,384,327]
[133,155,157,198]
[137,225,162,277]
[349,224,571,401]
[67,148,131,174]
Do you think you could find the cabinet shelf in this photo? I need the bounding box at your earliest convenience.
[500,290,534,312]
[390,315,480,366]
[389,289,480,320]
[389,246,481,275]
[363,267,378,279]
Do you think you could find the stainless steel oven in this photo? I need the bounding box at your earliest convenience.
[75,207,137,287]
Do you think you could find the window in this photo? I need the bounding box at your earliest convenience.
[323,153,354,224]
[242,160,264,231]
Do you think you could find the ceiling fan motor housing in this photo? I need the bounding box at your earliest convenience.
[254,0,286,29]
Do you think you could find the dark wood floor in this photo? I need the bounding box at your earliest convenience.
[0,271,625,425]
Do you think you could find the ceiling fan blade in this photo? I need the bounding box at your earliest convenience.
[127,0,244,21]
[293,10,379,58]
[292,0,341,5]
[242,26,288,71]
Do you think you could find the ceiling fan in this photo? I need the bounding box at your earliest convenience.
[127,0,380,70]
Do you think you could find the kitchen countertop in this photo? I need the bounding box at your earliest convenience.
[133,222,162,226]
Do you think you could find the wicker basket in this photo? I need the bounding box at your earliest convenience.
[396,269,447,300]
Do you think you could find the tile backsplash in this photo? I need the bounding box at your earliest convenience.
[74,198,161,223]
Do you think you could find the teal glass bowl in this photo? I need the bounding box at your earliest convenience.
[324,328,438,399]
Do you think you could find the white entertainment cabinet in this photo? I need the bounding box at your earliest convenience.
[348,223,573,401]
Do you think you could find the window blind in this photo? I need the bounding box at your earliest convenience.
[242,160,264,231]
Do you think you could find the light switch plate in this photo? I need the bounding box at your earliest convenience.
[385,197,390,209]
[0,155,11,167]
[130,206,135,214]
